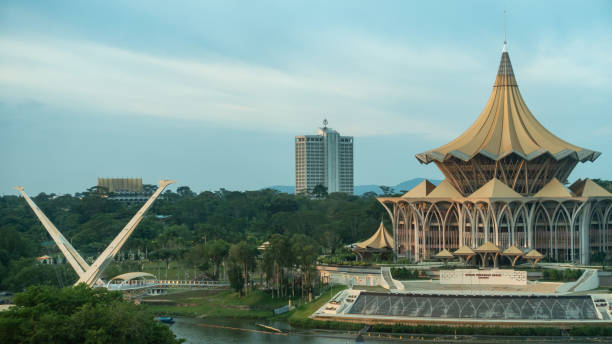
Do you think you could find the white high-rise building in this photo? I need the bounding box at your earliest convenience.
[295,122,353,195]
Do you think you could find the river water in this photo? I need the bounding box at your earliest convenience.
[168,317,364,343]
[167,317,606,344]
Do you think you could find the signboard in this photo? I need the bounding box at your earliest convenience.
[440,269,527,286]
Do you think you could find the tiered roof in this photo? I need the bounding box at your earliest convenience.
[416,45,599,164]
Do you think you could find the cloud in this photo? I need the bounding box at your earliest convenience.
[0,34,483,139]
[521,36,612,88]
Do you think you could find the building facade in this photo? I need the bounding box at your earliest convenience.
[378,44,612,265]
[97,178,151,203]
[295,124,353,195]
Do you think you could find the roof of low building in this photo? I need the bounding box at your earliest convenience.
[474,241,501,253]
[453,246,475,255]
[109,272,156,282]
[416,46,599,165]
[434,249,454,258]
[402,180,436,198]
[523,249,544,259]
[469,178,522,199]
[502,245,524,256]
[354,221,394,250]
[534,178,574,198]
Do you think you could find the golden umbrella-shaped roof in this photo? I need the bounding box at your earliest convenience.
[416,46,599,164]
[474,241,501,253]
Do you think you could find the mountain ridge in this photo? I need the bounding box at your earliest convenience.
[266,178,443,195]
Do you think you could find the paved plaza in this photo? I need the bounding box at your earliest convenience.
[401,280,561,295]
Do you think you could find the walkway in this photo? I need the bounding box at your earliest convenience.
[106,279,229,291]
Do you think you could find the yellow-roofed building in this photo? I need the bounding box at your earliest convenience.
[377,43,612,265]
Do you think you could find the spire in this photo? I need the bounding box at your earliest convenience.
[495,45,516,87]
[503,9,507,48]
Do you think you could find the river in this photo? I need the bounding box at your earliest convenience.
[168,317,363,343]
[167,317,606,344]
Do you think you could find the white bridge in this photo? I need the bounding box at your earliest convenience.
[16,179,175,288]
[107,280,229,291]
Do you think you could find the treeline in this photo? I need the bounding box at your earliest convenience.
[0,285,180,344]
[0,187,387,290]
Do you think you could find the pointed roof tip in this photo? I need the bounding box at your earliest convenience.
[534,178,574,198]
[355,221,394,250]
[402,179,436,198]
[469,178,522,199]
[502,245,524,256]
[415,44,600,166]
[435,249,454,258]
[427,179,462,198]
[569,178,612,197]
[475,241,501,252]
[502,41,507,53]
[454,245,475,255]
[524,249,544,259]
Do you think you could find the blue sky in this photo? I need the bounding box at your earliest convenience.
[1,1,611,195]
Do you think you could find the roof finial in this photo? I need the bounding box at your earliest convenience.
[323,118,328,128]
[503,9,507,52]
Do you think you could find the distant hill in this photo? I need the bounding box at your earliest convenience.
[266,178,442,196]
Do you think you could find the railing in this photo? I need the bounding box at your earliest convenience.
[106,279,229,291]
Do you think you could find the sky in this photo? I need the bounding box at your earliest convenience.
[1,1,611,195]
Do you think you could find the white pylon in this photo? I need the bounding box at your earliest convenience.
[15,179,174,287]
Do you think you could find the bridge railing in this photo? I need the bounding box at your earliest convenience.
[106,279,229,290]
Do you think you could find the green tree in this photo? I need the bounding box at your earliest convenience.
[0,285,181,344]
[150,248,182,279]
[312,184,328,198]
[207,239,230,280]
[176,186,196,198]
[592,251,607,270]
[228,241,257,296]
[292,234,319,301]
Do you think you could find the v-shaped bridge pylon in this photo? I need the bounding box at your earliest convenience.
[15,179,174,287]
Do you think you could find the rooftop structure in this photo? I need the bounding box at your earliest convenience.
[98,178,143,193]
[97,178,151,203]
[353,221,394,261]
[378,44,612,265]
[295,121,353,195]
[415,45,599,196]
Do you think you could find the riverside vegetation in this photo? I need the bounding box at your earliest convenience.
[3,185,612,338]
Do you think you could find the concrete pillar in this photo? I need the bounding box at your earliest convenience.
[527,202,536,249]
[458,205,465,247]
[580,202,592,265]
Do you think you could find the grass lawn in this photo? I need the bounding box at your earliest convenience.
[142,288,292,319]
[287,285,348,324]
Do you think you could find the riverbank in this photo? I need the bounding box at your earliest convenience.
[142,289,292,319]
[142,287,612,338]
